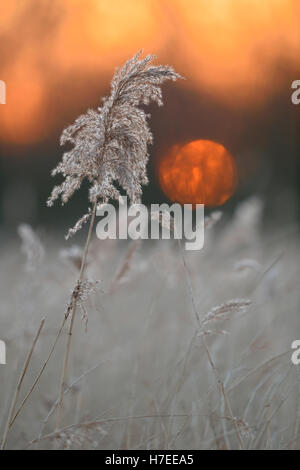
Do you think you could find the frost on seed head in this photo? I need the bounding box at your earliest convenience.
[47,51,183,238]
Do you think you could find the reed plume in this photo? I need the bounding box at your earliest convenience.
[47,51,182,428]
[47,50,183,239]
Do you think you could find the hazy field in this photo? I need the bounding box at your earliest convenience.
[0,197,300,450]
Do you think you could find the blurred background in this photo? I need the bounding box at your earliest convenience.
[0,0,300,231]
[1,1,300,449]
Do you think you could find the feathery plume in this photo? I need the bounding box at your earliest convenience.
[47,51,183,238]
[200,299,251,329]
[18,224,45,271]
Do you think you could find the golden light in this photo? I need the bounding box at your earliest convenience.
[158,140,237,206]
[173,0,300,105]
[0,0,299,145]
[1,52,47,145]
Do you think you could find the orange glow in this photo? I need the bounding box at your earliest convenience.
[52,0,162,71]
[0,0,299,145]
[158,140,237,206]
[173,0,300,104]
[1,52,47,144]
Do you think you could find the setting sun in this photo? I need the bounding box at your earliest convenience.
[158,139,237,206]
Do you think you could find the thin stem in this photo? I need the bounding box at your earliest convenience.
[1,318,45,450]
[177,240,245,450]
[26,413,222,449]
[9,315,68,429]
[56,201,97,429]
[39,360,107,439]
[265,403,271,449]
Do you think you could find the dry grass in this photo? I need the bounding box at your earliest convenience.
[0,197,299,450]
[42,51,182,432]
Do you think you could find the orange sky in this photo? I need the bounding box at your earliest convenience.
[0,0,299,145]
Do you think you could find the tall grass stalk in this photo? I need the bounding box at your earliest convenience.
[177,240,245,449]
[1,318,45,450]
[56,201,97,428]
[46,51,181,429]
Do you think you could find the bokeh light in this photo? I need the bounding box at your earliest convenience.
[158,139,238,206]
